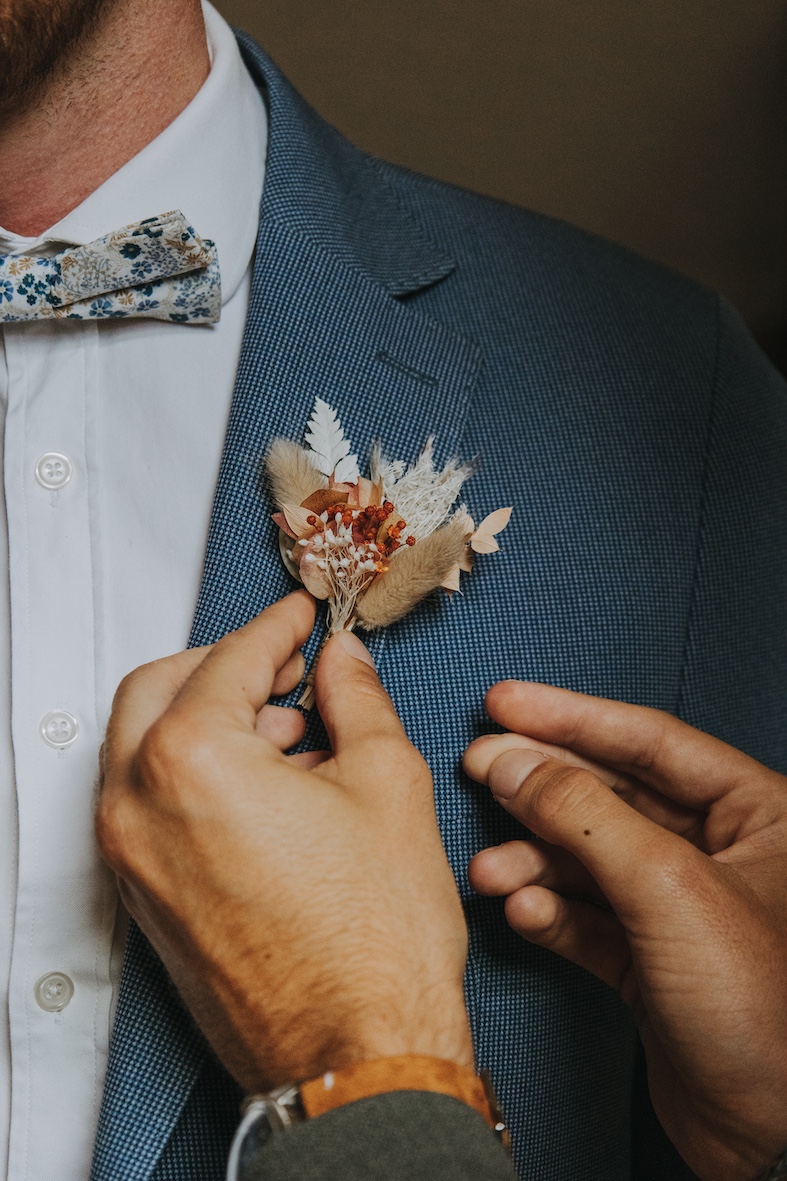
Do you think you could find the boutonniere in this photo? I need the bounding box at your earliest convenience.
[266,398,511,705]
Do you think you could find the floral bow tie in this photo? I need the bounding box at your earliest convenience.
[0,210,221,325]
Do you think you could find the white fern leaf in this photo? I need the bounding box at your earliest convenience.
[304,398,360,483]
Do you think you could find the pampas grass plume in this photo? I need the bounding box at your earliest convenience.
[266,439,326,510]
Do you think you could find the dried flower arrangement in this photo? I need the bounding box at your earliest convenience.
[267,398,511,705]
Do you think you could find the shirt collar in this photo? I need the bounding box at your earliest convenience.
[0,1,266,307]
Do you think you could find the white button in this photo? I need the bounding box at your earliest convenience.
[40,710,79,748]
[34,972,74,1012]
[35,452,72,490]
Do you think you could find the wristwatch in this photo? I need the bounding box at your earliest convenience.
[225,1055,510,1181]
[226,1083,305,1179]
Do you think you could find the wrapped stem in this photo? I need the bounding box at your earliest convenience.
[297,617,357,710]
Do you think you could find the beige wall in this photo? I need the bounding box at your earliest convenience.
[215,0,787,364]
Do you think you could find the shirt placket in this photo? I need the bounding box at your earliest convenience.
[3,320,116,1179]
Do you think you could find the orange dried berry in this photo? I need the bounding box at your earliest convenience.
[406,535,416,546]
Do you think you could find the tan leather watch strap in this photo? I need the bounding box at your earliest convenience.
[299,1054,496,1129]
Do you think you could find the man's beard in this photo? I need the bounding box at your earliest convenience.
[0,0,114,114]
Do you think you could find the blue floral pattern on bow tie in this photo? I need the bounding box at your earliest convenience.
[0,211,221,325]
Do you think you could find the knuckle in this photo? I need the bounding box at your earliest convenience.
[110,659,159,711]
[136,715,192,783]
[624,709,673,773]
[94,790,133,875]
[529,764,602,830]
[136,712,224,810]
[109,668,141,715]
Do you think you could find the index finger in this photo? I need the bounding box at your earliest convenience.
[168,591,315,729]
[479,748,712,922]
[464,731,704,842]
[484,681,777,809]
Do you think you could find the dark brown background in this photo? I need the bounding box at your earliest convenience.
[215,0,787,369]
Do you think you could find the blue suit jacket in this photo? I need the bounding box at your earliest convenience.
[90,31,787,1181]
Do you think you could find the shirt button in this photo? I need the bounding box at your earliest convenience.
[40,710,79,748]
[34,972,74,1012]
[35,452,73,490]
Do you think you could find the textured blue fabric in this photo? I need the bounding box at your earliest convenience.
[91,30,787,1181]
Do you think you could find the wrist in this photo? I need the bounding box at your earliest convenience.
[344,1005,475,1073]
[254,990,475,1087]
[298,1055,504,1134]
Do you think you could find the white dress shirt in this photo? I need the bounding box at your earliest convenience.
[0,4,267,1177]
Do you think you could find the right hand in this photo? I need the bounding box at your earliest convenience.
[96,592,473,1091]
[466,682,787,1181]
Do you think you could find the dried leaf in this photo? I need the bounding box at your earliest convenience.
[355,516,469,630]
[300,560,333,599]
[278,532,302,582]
[471,506,512,553]
[459,547,474,573]
[304,398,360,483]
[440,562,462,593]
[282,503,316,537]
[266,438,325,510]
[301,487,349,514]
[470,534,500,554]
[346,477,376,509]
[298,537,333,599]
[272,511,294,538]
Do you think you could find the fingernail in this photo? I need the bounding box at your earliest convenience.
[489,749,547,799]
[333,629,376,668]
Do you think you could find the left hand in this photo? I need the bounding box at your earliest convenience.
[464,681,787,1181]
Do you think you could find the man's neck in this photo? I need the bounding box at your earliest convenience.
[0,0,210,238]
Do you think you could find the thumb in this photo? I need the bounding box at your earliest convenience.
[476,746,706,919]
[315,630,412,761]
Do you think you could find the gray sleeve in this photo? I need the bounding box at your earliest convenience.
[239,1091,519,1181]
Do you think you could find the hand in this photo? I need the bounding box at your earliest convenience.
[97,591,473,1090]
[465,682,787,1181]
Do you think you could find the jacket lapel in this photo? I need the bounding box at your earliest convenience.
[92,36,481,1181]
[189,32,481,651]
[190,211,482,651]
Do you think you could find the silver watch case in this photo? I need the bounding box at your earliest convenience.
[225,1084,303,1180]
